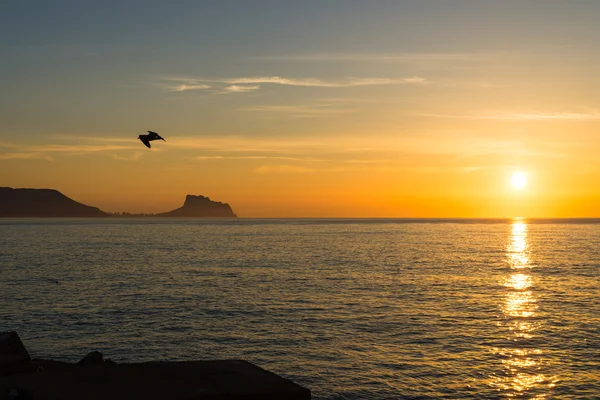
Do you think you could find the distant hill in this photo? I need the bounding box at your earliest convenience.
[0,188,237,218]
[0,187,108,217]
[156,195,237,218]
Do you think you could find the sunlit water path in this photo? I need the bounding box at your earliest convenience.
[1,219,599,399]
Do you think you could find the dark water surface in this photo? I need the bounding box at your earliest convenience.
[1,218,599,399]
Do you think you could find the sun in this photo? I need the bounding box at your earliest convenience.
[511,172,527,189]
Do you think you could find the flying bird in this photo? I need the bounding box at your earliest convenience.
[138,131,166,148]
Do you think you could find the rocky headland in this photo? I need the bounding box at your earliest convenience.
[0,187,107,217]
[156,194,237,218]
[0,187,237,218]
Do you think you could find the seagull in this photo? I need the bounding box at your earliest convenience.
[138,131,166,148]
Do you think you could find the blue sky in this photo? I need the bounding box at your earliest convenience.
[3,0,598,135]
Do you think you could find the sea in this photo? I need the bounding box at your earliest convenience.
[1,218,599,399]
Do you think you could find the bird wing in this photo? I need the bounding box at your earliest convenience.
[147,131,165,141]
[140,137,151,148]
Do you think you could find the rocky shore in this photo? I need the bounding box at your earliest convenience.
[0,331,310,399]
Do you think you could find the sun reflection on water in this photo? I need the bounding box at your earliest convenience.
[489,219,557,397]
[507,221,530,269]
[503,291,537,318]
[503,273,531,290]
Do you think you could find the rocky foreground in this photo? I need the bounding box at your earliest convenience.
[0,331,310,399]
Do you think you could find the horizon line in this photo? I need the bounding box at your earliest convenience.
[2,216,599,223]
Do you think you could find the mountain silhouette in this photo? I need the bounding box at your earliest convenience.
[0,188,237,218]
[156,195,237,217]
[0,187,108,217]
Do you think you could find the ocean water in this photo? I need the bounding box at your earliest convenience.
[1,218,599,399]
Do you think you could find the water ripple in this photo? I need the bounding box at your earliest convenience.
[1,219,599,399]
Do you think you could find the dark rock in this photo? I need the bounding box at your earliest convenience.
[4,385,33,400]
[0,187,108,218]
[30,359,73,372]
[157,194,237,217]
[0,332,35,377]
[76,351,104,366]
[0,360,311,399]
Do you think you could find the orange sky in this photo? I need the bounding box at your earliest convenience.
[1,2,599,217]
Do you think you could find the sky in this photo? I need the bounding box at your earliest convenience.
[1,0,599,217]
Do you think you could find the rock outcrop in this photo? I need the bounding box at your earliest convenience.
[0,188,237,218]
[157,195,237,218]
[0,187,108,217]
[0,332,311,399]
[0,331,36,377]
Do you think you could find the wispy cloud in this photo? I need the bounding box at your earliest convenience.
[0,152,52,161]
[250,52,486,63]
[254,165,316,174]
[157,135,432,155]
[0,136,145,162]
[28,144,138,153]
[223,76,426,87]
[162,134,575,164]
[170,83,211,92]
[52,135,140,144]
[253,165,345,174]
[243,104,354,118]
[502,112,600,121]
[415,110,600,121]
[196,155,328,162]
[156,75,426,93]
[195,155,226,160]
[173,136,481,172]
[345,159,393,164]
[110,152,144,161]
[221,84,260,94]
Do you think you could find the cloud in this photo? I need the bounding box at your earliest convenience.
[110,152,144,161]
[196,155,328,162]
[254,165,316,174]
[163,135,325,153]
[170,83,211,92]
[195,156,226,160]
[0,152,51,161]
[223,76,426,87]
[243,104,354,118]
[28,144,138,153]
[221,84,260,93]
[345,159,393,164]
[250,52,485,63]
[160,134,436,156]
[51,135,136,143]
[414,111,600,121]
[253,165,344,174]
[156,75,426,92]
[0,143,49,161]
[503,112,600,121]
[0,136,146,162]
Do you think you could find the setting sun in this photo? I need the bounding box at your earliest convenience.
[511,172,528,189]
[2,2,600,400]
[2,1,600,220]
